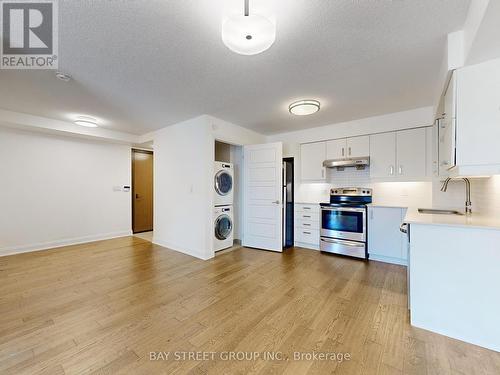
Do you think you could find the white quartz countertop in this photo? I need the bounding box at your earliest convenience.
[404,209,500,230]
[367,203,408,209]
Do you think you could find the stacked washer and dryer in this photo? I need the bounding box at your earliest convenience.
[214,162,234,251]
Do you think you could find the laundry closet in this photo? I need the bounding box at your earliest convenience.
[213,140,243,252]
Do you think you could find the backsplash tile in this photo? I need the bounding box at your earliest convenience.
[296,167,433,208]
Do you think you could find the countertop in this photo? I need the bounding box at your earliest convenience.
[367,203,408,209]
[404,209,500,230]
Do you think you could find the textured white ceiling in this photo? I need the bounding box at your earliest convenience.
[0,0,470,135]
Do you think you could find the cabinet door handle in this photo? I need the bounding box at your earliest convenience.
[389,166,394,175]
[303,223,311,226]
[398,166,403,175]
[348,147,351,156]
[303,207,311,210]
[342,148,345,157]
[303,231,311,235]
[303,215,311,218]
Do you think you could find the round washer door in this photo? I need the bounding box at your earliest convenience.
[215,214,233,240]
[215,170,233,196]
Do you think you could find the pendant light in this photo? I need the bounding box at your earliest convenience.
[222,0,276,55]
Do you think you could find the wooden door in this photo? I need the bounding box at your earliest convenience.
[243,142,283,252]
[132,150,153,233]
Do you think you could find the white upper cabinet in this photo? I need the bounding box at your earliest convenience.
[326,136,370,160]
[396,128,427,179]
[300,142,326,181]
[326,139,346,160]
[370,132,397,178]
[347,136,370,158]
[370,129,427,181]
[455,58,500,170]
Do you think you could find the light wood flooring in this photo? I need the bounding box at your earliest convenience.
[0,237,499,374]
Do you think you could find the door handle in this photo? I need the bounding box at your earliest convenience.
[135,194,140,199]
[273,200,280,204]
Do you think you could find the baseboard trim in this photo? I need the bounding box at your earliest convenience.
[369,254,408,266]
[0,230,133,257]
[294,242,320,251]
[152,238,213,261]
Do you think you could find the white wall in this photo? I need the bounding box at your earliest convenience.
[267,107,434,145]
[432,176,500,215]
[0,128,132,255]
[153,116,213,260]
[153,115,264,260]
[267,107,435,208]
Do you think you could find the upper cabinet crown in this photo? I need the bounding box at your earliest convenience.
[326,136,370,160]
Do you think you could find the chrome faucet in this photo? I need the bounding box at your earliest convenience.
[440,177,472,214]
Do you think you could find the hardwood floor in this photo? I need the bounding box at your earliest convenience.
[0,237,499,374]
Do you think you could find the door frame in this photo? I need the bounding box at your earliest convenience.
[132,148,154,234]
[283,157,294,248]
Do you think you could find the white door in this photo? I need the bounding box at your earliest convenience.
[346,136,370,158]
[300,142,326,181]
[243,142,283,252]
[326,139,346,159]
[396,128,427,179]
[370,132,396,179]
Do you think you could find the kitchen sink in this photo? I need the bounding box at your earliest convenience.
[418,208,464,216]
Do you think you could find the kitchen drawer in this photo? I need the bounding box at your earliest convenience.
[295,203,320,214]
[296,218,320,230]
[295,228,320,245]
[295,211,319,222]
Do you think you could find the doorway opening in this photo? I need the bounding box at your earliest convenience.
[283,157,294,249]
[132,149,153,235]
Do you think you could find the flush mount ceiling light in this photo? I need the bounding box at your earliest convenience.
[289,100,321,116]
[222,0,276,55]
[74,116,98,128]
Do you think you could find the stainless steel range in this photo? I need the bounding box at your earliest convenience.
[320,187,372,259]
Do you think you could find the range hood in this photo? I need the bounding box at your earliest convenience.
[323,157,370,170]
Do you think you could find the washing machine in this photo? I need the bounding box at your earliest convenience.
[214,162,233,206]
[214,205,233,251]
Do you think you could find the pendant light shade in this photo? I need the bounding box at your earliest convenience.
[222,0,276,55]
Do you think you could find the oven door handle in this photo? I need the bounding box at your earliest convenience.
[320,238,365,247]
[321,207,366,213]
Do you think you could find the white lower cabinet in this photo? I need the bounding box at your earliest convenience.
[368,206,408,265]
[294,203,320,249]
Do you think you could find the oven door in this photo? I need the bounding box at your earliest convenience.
[320,206,366,242]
